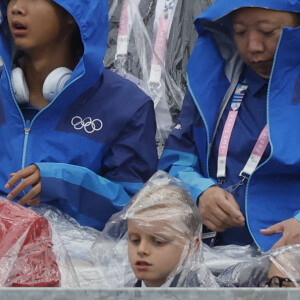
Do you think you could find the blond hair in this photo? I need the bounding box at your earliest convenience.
[126,184,201,238]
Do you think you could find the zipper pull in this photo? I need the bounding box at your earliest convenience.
[24,120,31,134]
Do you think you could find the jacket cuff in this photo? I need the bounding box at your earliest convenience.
[191,178,217,204]
[294,210,300,222]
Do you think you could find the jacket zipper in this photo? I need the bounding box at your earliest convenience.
[244,33,282,252]
[22,120,31,169]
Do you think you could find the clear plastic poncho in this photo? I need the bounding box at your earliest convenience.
[218,244,300,287]
[105,0,214,156]
[203,243,260,276]
[92,170,218,288]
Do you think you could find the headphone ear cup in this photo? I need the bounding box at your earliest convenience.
[11,67,29,105]
[43,67,72,102]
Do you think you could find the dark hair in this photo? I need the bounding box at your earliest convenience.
[293,12,300,27]
[71,24,84,61]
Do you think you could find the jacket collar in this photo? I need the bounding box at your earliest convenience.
[243,66,268,97]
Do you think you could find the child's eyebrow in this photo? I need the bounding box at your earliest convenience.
[128,231,139,237]
[151,233,173,241]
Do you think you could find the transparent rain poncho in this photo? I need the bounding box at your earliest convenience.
[218,244,300,287]
[105,0,214,156]
[203,243,260,276]
[92,170,219,287]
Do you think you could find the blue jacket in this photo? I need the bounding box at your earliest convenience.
[0,0,158,230]
[159,0,300,251]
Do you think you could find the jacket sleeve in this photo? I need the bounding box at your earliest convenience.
[294,210,300,222]
[158,90,216,201]
[36,101,158,230]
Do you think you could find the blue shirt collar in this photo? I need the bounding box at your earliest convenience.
[243,66,268,96]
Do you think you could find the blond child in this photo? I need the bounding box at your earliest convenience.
[92,171,218,287]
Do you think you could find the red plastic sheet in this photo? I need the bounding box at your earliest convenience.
[0,198,61,287]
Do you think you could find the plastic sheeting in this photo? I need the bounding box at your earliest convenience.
[30,204,104,288]
[0,198,60,287]
[92,170,218,287]
[203,243,260,276]
[0,197,103,287]
[2,196,300,291]
[105,0,214,155]
[0,197,78,287]
[218,244,300,287]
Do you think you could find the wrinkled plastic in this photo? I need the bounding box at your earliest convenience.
[105,0,214,155]
[0,196,103,287]
[0,197,61,287]
[30,204,104,288]
[203,243,260,276]
[92,170,218,287]
[218,244,300,287]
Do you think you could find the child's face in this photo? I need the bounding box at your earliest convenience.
[266,253,300,288]
[7,0,74,53]
[128,219,186,287]
[267,262,296,287]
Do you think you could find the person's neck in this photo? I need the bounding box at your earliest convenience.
[21,49,76,109]
[142,276,174,288]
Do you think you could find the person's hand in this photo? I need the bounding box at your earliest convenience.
[198,185,245,232]
[4,164,41,206]
[260,218,300,249]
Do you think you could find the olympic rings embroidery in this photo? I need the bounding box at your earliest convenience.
[71,116,103,134]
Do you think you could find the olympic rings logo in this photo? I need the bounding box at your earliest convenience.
[71,116,103,134]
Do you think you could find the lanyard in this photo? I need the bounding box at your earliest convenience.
[217,83,269,181]
[239,124,268,177]
[115,0,176,82]
[115,0,148,91]
[116,0,133,58]
[149,0,176,85]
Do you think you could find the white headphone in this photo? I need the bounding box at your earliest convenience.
[11,67,72,105]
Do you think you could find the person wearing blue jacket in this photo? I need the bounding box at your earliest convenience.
[159,0,300,251]
[0,0,158,230]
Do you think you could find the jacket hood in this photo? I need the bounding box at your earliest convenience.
[195,0,300,33]
[187,0,300,109]
[0,0,108,93]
